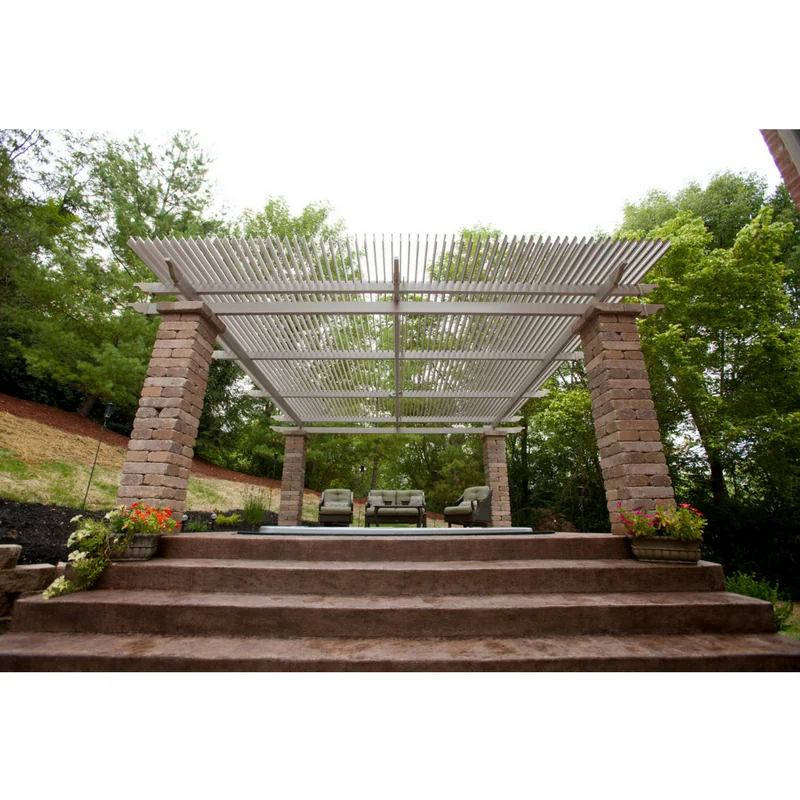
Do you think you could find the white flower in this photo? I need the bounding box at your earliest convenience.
[43,576,71,599]
[68,550,88,562]
[70,515,83,523]
[67,529,92,546]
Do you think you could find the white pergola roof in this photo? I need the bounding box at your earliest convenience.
[130,234,669,434]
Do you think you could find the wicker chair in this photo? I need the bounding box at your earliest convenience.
[318,489,354,526]
[443,486,493,527]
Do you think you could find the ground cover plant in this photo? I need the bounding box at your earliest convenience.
[725,571,795,632]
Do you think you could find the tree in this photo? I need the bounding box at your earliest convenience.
[509,364,608,531]
[1,130,225,421]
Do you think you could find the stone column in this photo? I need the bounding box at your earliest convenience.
[481,431,512,528]
[575,303,674,534]
[277,432,310,526]
[117,301,225,521]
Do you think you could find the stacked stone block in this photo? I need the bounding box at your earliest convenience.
[1,545,58,632]
[481,432,512,528]
[117,302,225,520]
[576,304,674,534]
[277,432,310,526]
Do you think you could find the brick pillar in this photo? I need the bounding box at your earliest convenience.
[278,432,309,526]
[481,431,512,528]
[117,301,225,520]
[575,303,674,534]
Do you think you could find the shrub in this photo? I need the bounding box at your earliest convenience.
[184,521,209,532]
[725,571,795,631]
[215,513,243,527]
[243,488,267,528]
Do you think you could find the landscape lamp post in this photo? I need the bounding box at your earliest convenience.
[81,402,115,511]
[359,465,367,526]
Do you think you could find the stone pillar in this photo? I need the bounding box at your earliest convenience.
[575,303,674,534]
[481,431,512,528]
[117,301,225,520]
[277,432,310,526]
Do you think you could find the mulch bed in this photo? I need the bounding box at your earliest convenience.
[0,499,279,565]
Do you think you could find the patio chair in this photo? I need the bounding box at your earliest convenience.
[443,486,493,527]
[318,489,354,526]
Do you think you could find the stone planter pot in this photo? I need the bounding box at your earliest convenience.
[628,535,702,564]
[113,533,162,561]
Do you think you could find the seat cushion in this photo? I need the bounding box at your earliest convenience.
[368,490,396,506]
[376,507,420,518]
[463,486,491,502]
[444,503,473,516]
[320,505,352,516]
[396,490,425,506]
[324,490,352,504]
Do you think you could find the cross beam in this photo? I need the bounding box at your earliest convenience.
[212,350,583,361]
[132,300,664,317]
[272,426,524,435]
[136,280,657,297]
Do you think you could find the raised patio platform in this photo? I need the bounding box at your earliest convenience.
[245,526,547,536]
[1,532,799,671]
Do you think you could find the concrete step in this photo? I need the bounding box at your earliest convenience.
[96,558,726,596]
[156,532,631,562]
[9,589,776,638]
[1,631,798,671]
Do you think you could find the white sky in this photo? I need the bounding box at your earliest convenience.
[6,2,797,238]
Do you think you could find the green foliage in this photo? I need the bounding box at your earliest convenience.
[509,364,608,532]
[625,181,800,508]
[184,521,210,532]
[215,513,242,527]
[725,571,794,631]
[620,171,769,249]
[619,503,706,541]
[1,129,225,423]
[242,487,268,528]
[43,504,177,599]
[238,196,344,242]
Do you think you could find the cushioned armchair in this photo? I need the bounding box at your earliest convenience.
[443,486,493,527]
[318,489,354,526]
[365,490,427,528]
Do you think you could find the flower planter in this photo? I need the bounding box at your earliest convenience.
[628,535,702,564]
[112,533,162,561]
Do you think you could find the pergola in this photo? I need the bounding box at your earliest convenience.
[120,233,674,530]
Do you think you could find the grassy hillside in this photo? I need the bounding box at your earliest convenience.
[0,411,316,517]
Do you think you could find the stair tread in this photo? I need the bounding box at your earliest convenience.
[2,631,799,665]
[112,558,720,571]
[15,588,769,610]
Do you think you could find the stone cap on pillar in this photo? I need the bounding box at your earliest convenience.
[481,430,510,440]
[153,301,226,334]
[572,302,664,335]
[280,429,311,439]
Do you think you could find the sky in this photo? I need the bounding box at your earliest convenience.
[7,2,796,240]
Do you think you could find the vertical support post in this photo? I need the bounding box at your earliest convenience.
[481,431,512,527]
[278,432,310,526]
[575,303,674,534]
[117,302,225,521]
